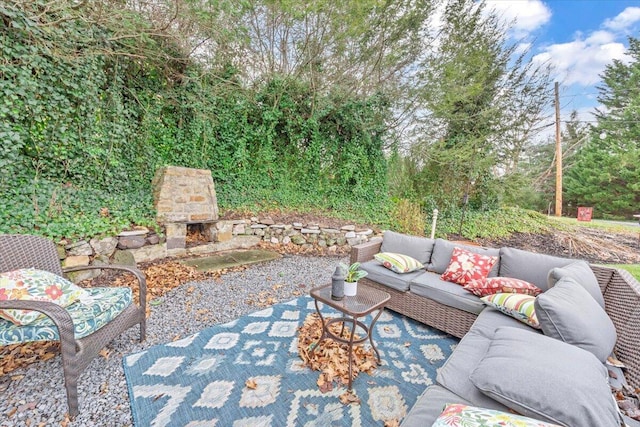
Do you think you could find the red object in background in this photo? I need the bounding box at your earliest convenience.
[577,207,593,222]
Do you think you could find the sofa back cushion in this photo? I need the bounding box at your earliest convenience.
[534,277,617,363]
[547,260,604,309]
[429,239,499,276]
[498,247,573,291]
[380,231,435,265]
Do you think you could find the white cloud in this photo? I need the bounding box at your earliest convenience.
[484,0,552,37]
[533,37,627,86]
[603,6,640,31]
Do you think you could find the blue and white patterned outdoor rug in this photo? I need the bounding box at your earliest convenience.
[123,296,458,426]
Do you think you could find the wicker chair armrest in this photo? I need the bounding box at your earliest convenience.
[350,238,383,264]
[0,300,77,350]
[62,264,147,309]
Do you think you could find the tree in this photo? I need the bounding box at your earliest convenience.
[405,0,553,209]
[565,37,640,218]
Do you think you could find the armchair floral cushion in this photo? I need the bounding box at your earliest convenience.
[0,268,87,325]
[0,287,133,345]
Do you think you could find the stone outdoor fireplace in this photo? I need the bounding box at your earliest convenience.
[152,166,219,249]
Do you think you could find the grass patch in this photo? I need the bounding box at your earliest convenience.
[608,264,640,282]
[548,216,639,235]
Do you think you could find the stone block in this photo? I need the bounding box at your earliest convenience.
[344,231,356,239]
[130,244,167,263]
[166,237,186,250]
[146,234,160,245]
[190,213,213,221]
[165,222,187,237]
[66,240,93,256]
[56,245,67,260]
[233,224,246,235]
[301,228,321,234]
[217,223,232,242]
[270,237,279,244]
[90,237,118,257]
[341,225,356,231]
[117,235,146,250]
[291,235,306,245]
[112,249,136,267]
[282,236,291,245]
[63,255,90,268]
[66,269,100,284]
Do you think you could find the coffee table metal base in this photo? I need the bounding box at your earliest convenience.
[308,285,390,390]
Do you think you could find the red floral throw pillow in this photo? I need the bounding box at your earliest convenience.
[463,277,543,297]
[440,247,498,285]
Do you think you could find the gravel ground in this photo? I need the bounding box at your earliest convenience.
[0,254,347,426]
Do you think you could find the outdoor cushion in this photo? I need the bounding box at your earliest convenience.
[374,252,424,274]
[547,260,604,308]
[0,268,87,325]
[440,247,498,285]
[400,385,471,427]
[534,276,617,362]
[429,239,500,277]
[437,328,513,412]
[380,231,435,265]
[464,277,542,297]
[468,306,539,339]
[469,326,621,427]
[410,272,485,314]
[431,403,561,427]
[0,287,133,345]
[481,293,540,328]
[498,247,573,291]
[359,260,424,292]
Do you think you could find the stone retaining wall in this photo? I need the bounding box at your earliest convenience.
[58,217,380,282]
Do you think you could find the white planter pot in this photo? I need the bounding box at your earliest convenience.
[344,281,358,296]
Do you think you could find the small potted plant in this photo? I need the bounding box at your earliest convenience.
[340,262,368,296]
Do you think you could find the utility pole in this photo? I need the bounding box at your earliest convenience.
[554,82,562,217]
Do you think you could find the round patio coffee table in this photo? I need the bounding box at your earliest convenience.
[309,283,391,390]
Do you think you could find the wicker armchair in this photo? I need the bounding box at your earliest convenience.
[0,234,146,417]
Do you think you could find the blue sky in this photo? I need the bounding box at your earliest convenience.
[485,0,640,127]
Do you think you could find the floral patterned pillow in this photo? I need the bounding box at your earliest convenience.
[0,268,87,325]
[432,403,561,427]
[441,247,498,285]
[464,277,542,297]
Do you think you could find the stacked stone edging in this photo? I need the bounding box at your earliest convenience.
[58,218,380,282]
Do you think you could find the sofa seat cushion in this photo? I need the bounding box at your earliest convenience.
[498,247,573,291]
[360,260,424,292]
[410,272,485,314]
[400,385,471,427]
[0,287,133,345]
[380,231,435,265]
[469,326,622,427]
[469,306,540,339]
[436,328,513,412]
[429,239,500,277]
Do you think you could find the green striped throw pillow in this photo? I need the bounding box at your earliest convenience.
[481,293,540,329]
[374,252,424,274]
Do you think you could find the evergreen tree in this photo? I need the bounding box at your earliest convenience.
[565,38,640,218]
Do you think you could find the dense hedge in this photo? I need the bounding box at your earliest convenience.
[0,4,389,239]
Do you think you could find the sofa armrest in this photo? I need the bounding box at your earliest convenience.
[350,238,382,264]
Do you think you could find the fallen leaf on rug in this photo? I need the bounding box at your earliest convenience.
[245,379,258,390]
[339,390,361,405]
[297,313,377,392]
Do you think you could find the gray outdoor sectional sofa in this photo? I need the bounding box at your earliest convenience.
[350,231,640,426]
